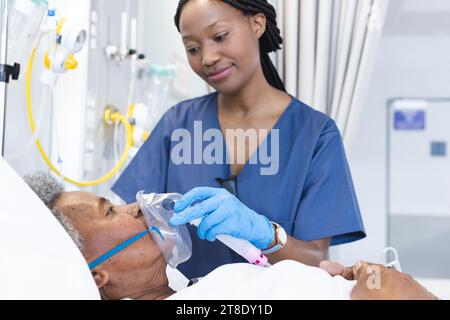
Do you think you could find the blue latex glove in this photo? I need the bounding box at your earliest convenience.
[169,187,275,250]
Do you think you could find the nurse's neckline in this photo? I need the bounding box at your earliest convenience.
[211,91,296,178]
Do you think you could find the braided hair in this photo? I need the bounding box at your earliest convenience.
[174,0,286,92]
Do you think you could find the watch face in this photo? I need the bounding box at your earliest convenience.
[275,223,287,245]
[279,228,287,244]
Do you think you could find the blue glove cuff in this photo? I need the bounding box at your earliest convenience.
[250,215,275,250]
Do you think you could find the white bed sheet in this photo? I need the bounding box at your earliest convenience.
[417,278,450,300]
[166,266,190,292]
[167,260,355,300]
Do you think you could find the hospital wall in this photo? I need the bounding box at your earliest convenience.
[338,0,450,276]
[140,0,207,100]
[3,0,90,191]
[81,0,208,200]
[3,0,206,191]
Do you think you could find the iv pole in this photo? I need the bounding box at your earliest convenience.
[0,0,9,156]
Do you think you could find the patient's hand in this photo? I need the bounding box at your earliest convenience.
[319,261,355,280]
[320,260,437,300]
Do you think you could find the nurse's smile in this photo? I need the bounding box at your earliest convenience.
[206,65,234,83]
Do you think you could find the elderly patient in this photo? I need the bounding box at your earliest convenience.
[24,172,437,300]
[25,172,173,300]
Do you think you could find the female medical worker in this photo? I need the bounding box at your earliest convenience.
[112,0,366,279]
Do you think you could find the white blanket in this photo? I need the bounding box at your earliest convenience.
[168,260,356,300]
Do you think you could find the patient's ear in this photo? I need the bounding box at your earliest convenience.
[91,269,110,288]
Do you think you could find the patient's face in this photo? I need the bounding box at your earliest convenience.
[54,192,163,273]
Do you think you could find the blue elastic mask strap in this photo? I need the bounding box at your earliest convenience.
[88,227,163,270]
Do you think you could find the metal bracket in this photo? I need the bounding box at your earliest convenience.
[0,63,20,83]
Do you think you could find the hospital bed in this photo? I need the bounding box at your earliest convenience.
[0,157,100,299]
[0,157,192,299]
[417,278,450,300]
[169,267,450,299]
[166,266,190,292]
[1,157,448,299]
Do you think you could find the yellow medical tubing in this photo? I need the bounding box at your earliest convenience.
[26,48,133,187]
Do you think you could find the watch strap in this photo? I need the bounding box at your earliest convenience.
[261,222,286,255]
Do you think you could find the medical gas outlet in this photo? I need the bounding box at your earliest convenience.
[40,18,87,87]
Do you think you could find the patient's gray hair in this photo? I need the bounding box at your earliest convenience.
[23,172,85,252]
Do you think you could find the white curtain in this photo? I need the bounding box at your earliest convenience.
[275,0,388,149]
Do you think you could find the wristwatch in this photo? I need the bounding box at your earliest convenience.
[262,222,287,255]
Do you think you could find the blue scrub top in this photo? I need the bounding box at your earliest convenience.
[112,92,366,279]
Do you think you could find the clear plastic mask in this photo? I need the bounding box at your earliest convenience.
[136,192,192,268]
